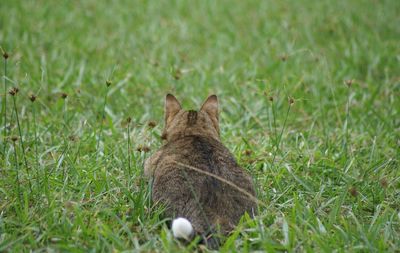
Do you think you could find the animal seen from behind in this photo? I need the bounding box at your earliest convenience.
[144,94,257,249]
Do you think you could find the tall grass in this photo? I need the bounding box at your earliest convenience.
[2,50,8,158]
[0,0,399,251]
[9,87,32,191]
[96,80,111,158]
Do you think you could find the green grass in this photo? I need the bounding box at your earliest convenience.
[1,0,399,252]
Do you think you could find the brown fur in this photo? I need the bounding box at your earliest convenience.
[144,94,256,248]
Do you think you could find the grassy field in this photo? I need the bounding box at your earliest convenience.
[1,0,399,252]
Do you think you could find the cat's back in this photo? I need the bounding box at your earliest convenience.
[152,135,256,233]
[156,135,243,179]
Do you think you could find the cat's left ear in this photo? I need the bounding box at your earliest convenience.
[201,95,219,131]
[165,94,182,126]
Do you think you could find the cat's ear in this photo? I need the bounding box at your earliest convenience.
[201,95,219,124]
[165,94,182,125]
[201,95,218,119]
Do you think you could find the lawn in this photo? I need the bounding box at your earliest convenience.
[0,0,399,252]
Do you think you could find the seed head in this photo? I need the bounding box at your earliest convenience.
[126,117,132,124]
[349,186,358,197]
[280,54,288,61]
[68,135,77,141]
[243,149,252,156]
[29,93,37,102]
[173,69,182,80]
[8,87,19,96]
[3,52,9,59]
[11,136,18,142]
[289,97,294,105]
[60,92,68,99]
[147,121,157,128]
[137,145,151,153]
[106,80,112,87]
[64,201,76,209]
[380,178,388,189]
[344,79,353,87]
[269,96,274,102]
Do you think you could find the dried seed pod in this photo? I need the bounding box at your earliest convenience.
[68,135,78,141]
[8,87,19,96]
[243,150,252,156]
[349,187,358,197]
[29,93,37,102]
[173,69,182,80]
[344,79,353,87]
[380,178,388,188]
[147,121,157,128]
[137,145,151,153]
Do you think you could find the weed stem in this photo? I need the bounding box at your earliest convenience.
[32,102,40,190]
[96,85,109,157]
[12,95,32,191]
[127,118,132,178]
[2,55,7,158]
[12,140,22,208]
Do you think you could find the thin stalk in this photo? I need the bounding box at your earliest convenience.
[12,140,22,208]
[32,103,40,190]
[96,86,109,157]
[277,105,292,150]
[3,56,7,157]
[12,95,32,191]
[264,96,274,149]
[343,89,351,158]
[62,98,68,183]
[63,97,68,127]
[319,95,330,150]
[181,169,215,238]
[44,150,50,207]
[271,101,278,146]
[271,103,292,165]
[172,161,264,207]
[127,120,132,178]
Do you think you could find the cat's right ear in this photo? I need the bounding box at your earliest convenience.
[165,94,182,125]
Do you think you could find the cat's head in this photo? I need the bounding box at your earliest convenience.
[161,94,220,142]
